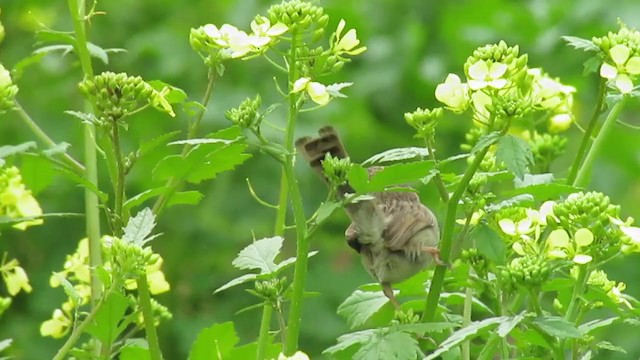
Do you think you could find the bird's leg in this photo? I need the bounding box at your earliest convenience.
[422,246,450,267]
[381,282,401,310]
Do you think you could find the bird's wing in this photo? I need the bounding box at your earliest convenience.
[378,191,439,252]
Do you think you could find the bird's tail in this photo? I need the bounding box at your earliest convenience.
[295,125,349,181]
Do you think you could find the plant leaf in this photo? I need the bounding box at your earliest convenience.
[0,339,12,352]
[362,147,430,165]
[472,131,501,154]
[562,36,599,52]
[0,142,37,159]
[497,312,526,337]
[485,194,535,213]
[120,339,150,360]
[531,316,582,339]
[496,135,533,180]
[232,236,284,274]
[579,317,619,334]
[138,131,182,157]
[337,290,390,328]
[213,274,258,294]
[324,329,377,354]
[424,317,509,360]
[583,55,601,76]
[65,110,99,125]
[147,80,188,104]
[123,188,170,211]
[167,191,204,207]
[314,201,341,225]
[122,208,157,246]
[354,331,421,360]
[85,292,130,345]
[168,138,235,146]
[471,224,505,265]
[188,322,239,360]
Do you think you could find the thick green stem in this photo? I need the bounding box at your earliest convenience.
[152,69,217,215]
[282,30,309,355]
[13,101,85,174]
[112,123,126,234]
[566,79,606,185]
[461,286,473,360]
[257,303,273,360]
[422,145,492,321]
[137,276,163,360]
[52,286,114,360]
[573,99,626,187]
[68,0,102,313]
[565,266,588,322]
[274,174,289,236]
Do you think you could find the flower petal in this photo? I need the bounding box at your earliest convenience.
[548,229,570,248]
[498,219,517,235]
[599,62,618,79]
[626,56,640,75]
[267,23,289,37]
[489,62,507,78]
[572,254,593,264]
[468,60,489,81]
[609,44,630,65]
[292,77,310,93]
[307,82,330,105]
[574,228,594,247]
[615,74,634,94]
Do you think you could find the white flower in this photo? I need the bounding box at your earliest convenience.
[435,74,469,112]
[467,60,508,90]
[332,19,367,56]
[292,77,330,105]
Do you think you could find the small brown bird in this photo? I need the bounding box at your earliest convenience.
[296,126,443,309]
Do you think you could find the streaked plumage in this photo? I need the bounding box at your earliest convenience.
[296,126,442,308]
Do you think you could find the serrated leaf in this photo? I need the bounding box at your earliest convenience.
[324,329,377,354]
[439,153,470,166]
[337,290,390,328]
[326,82,353,97]
[167,191,204,207]
[497,312,526,337]
[346,164,369,192]
[120,338,150,360]
[122,208,156,246]
[33,44,73,56]
[362,147,430,165]
[531,316,582,339]
[275,251,318,273]
[485,194,534,213]
[507,182,580,201]
[496,135,533,180]
[0,142,37,159]
[514,173,555,187]
[232,236,284,274]
[188,322,239,360]
[65,110,99,125]
[87,42,109,64]
[354,331,421,360]
[562,36,599,52]
[168,138,235,146]
[42,142,71,157]
[441,293,494,315]
[123,188,169,211]
[471,224,505,265]
[349,161,434,193]
[596,341,626,353]
[138,131,182,157]
[472,131,502,154]
[20,154,54,195]
[85,292,130,345]
[392,323,456,335]
[579,317,619,334]
[424,317,509,360]
[213,274,258,294]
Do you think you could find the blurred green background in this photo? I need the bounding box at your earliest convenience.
[1,0,640,358]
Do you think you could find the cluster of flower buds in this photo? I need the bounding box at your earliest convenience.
[250,277,288,302]
[592,25,640,94]
[225,95,262,129]
[0,64,18,113]
[500,255,550,288]
[529,132,567,171]
[553,192,620,239]
[79,72,174,124]
[130,295,173,327]
[0,166,43,230]
[267,0,327,33]
[404,107,443,141]
[321,153,352,189]
[460,248,488,278]
[107,237,160,281]
[582,269,632,309]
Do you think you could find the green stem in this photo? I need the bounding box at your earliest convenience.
[425,140,450,202]
[565,266,589,322]
[274,174,289,236]
[573,98,626,187]
[422,144,492,321]
[68,0,102,313]
[566,79,606,185]
[257,303,273,360]
[461,286,473,360]
[13,101,85,174]
[52,286,114,360]
[282,30,309,355]
[137,276,163,360]
[530,289,543,316]
[152,68,217,215]
[112,122,126,234]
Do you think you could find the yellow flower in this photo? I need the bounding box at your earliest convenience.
[599,44,640,93]
[292,77,330,105]
[1,259,32,296]
[151,86,176,117]
[546,228,594,264]
[40,309,71,338]
[332,19,367,56]
[435,74,469,112]
[467,60,508,90]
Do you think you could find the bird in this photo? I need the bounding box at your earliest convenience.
[295,126,444,309]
